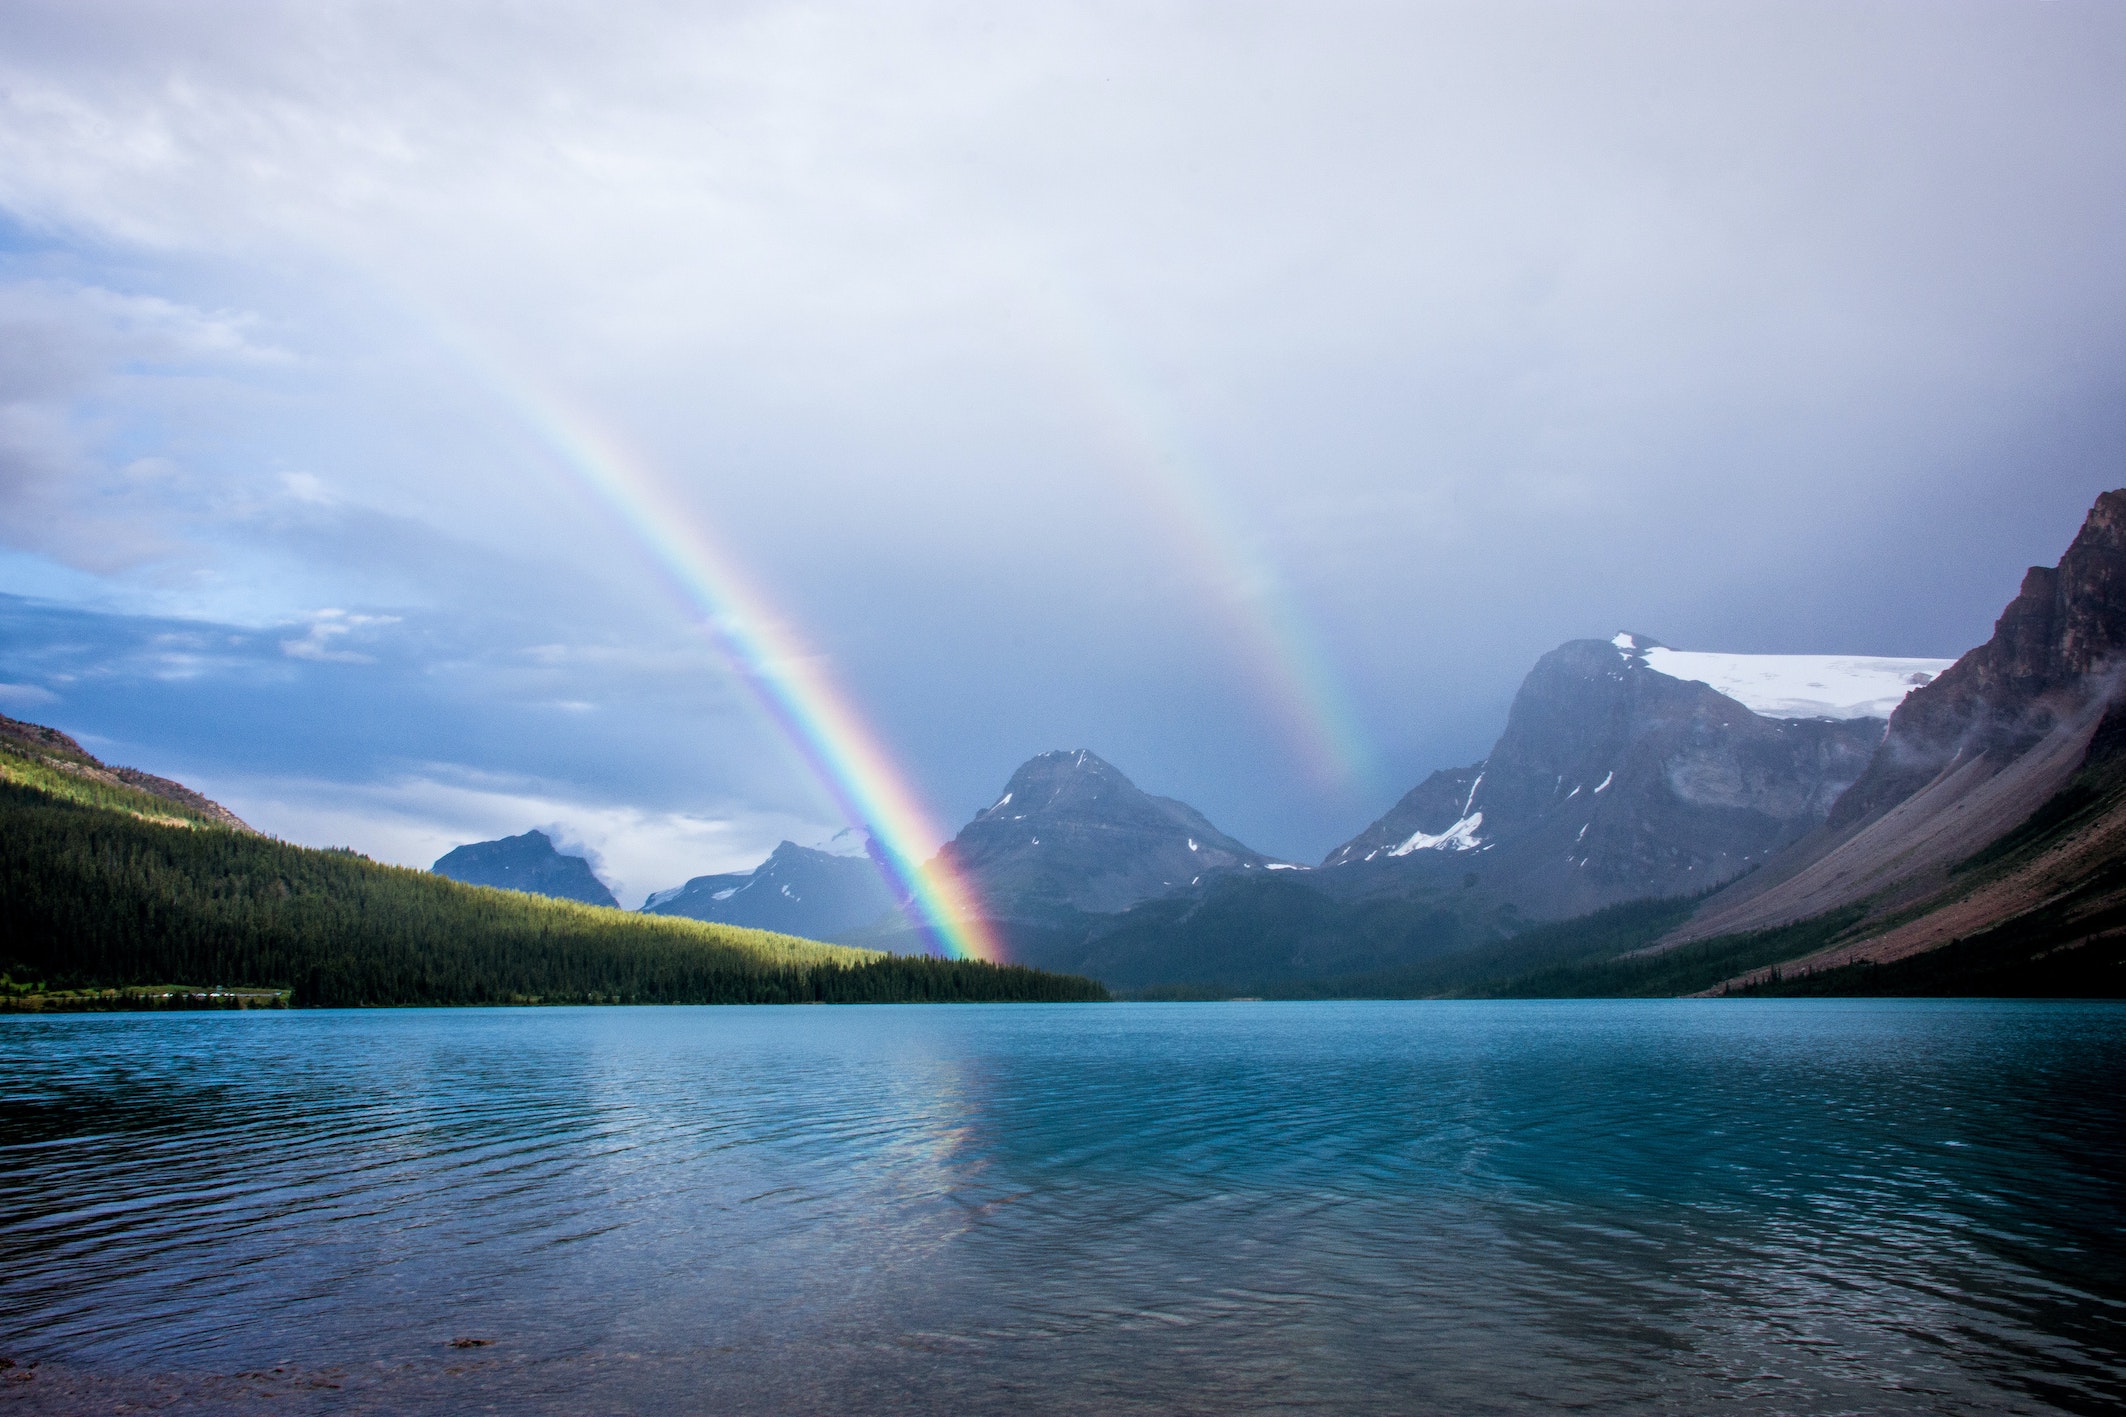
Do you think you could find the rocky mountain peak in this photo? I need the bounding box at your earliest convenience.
[431,829,618,908]
[1671,489,2126,949]
[972,749,1139,826]
[1324,636,1885,918]
[941,749,1276,919]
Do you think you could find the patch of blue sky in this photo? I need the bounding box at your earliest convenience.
[0,591,840,898]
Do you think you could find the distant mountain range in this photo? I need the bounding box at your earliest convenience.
[441,643,1922,948]
[970,636,1948,989]
[643,840,903,939]
[432,489,2126,1000]
[659,631,1937,977]
[440,749,1288,947]
[0,731,1101,1007]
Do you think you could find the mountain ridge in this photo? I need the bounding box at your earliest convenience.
[0,713,253,832]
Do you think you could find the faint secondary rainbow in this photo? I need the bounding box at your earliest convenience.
[435,344,1000,961]
[1025,296,1377,787]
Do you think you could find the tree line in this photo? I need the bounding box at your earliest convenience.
[0,776,1107,1008]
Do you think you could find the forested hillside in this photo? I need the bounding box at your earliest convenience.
[0,735,1105,1008]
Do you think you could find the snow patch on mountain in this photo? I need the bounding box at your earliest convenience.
[1621,637,1953,720]
[1391,811,1484,855]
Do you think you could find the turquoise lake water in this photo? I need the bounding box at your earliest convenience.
[1,1000,2121,1414]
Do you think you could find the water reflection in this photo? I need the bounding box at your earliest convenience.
[1,1001,2121,1414]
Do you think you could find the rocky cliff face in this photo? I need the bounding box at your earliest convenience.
[431,830,618,908]
[642,840,902,939]
[1323,638,1885,919]
[1670,488,2126,949]
[938,749,1277,919]
[1830,490,2126,828]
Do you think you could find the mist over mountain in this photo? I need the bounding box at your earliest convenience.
[431,830,618,909]
[642,840,904,940]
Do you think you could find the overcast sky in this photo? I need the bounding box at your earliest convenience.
[3,1,2123,903]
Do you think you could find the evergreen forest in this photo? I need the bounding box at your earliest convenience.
[0,742,1106,1009]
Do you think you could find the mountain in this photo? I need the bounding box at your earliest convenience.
[938,749,1280,922]
[0,714,1107,1008]
[1317,635,1919,920]
[0,713,253,831]
[1654,488,2126,993]
[1029,636,1940,994]
[1056,491,2126,1001]
[642,840,903,939]
[431,830,618,908]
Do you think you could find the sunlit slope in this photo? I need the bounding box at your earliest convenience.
[0,735,1105,1006]
[0,714,254,831]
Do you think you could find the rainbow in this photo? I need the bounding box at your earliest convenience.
[434,346,1001,962]
[1023,296,1377,788]
[401,279,1364,955]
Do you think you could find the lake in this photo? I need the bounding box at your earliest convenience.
[1,1000,2121,1414]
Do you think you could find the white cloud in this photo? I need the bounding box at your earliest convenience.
[279,608,400,662]
[0,681,59,707]
[211,764,842,909]
[0,278,291,572]
[279,471,336,504]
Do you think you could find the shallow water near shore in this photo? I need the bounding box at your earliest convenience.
[2,999,2122,1415]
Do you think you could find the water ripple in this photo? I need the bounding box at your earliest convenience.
[0,1000,2121,1414]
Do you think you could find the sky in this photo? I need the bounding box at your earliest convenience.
[2,1,2124,906]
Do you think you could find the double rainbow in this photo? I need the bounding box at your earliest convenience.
[426,287,1373,962]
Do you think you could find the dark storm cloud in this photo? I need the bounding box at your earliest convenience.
[0,1,2121,863]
